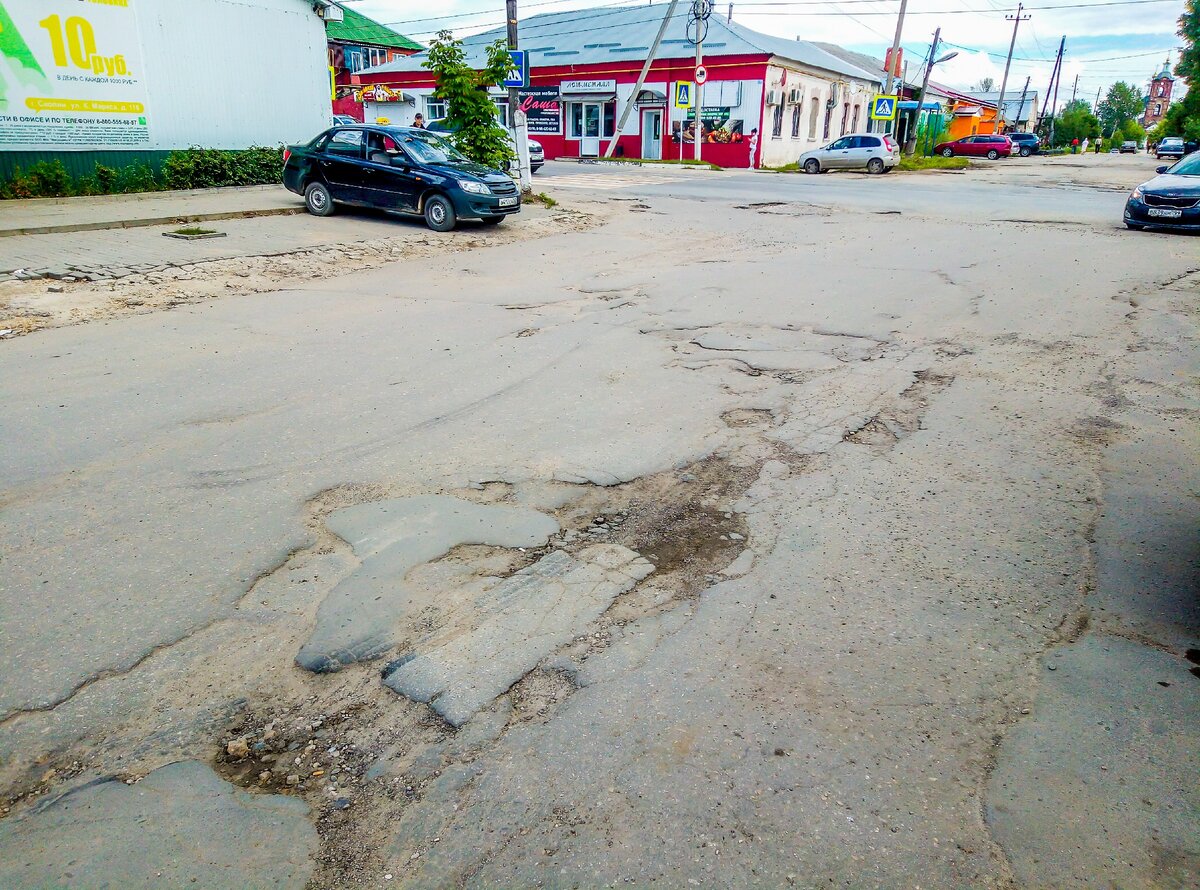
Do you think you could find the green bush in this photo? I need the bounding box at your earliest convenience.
[1,147,285,199]
[162,146,284,190]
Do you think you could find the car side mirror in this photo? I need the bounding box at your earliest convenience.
[1156,165,1169,174]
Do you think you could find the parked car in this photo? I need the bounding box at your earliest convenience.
[1009,132,1041,157]
[1124,151,1200,232]
[283,125,520,232]
[332,114,357,126]
[798,133,898,174]
[426,119,544,173]
[1157,137,1186,160]
[1120,141,1138,154]
[933,134,1013,159]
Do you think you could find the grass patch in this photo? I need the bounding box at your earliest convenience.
[896,155,970,172]
[762,162,800,173]
[634,158,723,170]
[172,226,217,236]
[525,191,557,208]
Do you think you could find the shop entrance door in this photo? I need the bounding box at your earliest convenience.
[581,103,602,157]
[641,109,662,159]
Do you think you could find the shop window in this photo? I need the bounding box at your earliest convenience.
[425,98,447,121]
[791,104,802,138]
[569,103,584,138]
[772,102,784,138]
[809,97,819,138]
[568,102,616,138]
[603,102,616,137]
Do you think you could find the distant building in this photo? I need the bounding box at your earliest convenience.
[353,6,882,168]
[324,2,422,122]
[970,91,1040,133]
[1142,58,1175,128]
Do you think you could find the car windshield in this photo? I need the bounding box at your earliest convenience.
[395,131,470,165]
[1166,152,1200,175]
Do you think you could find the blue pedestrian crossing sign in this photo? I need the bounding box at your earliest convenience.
[504,50,528,88]
[870,95,898,120]
[674,81,695,109]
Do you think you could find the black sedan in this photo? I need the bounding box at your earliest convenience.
[283,125,520,231]
[1125,151,1200,232]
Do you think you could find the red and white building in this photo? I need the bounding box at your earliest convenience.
[351,5,882,169]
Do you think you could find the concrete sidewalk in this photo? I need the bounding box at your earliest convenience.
[0,185,303,237]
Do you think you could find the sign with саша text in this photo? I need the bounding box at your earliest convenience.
[518,87,560,134]
[561,79,616,94]
[0,0,150,150]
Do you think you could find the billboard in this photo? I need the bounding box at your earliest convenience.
[0,0,150,150]
[518,88,560,135]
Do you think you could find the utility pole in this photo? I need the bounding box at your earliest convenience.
[1048,37,1065,146]
[994,3,1031,134]
[882,0,908,97]
[687,1,712,162]
[907,28,939,154]
[605,0,680,157]
[1069,73,1078,105]
[1015,75,1030,131]
[1092,85,1101,113]
[1035,36,1064,136]
[505,0,531,188]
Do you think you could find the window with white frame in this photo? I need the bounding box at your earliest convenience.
[791,104,802,138]
[425,97,447,121]
[772,101,784,137]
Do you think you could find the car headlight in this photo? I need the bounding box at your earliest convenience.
[1130,185,1144,201]
[458,180,489,195]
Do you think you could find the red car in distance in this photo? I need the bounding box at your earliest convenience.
[933,134,1014,159]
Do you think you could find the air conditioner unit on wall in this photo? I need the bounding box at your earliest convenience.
[318,3,344,22]
[766,89,781,106]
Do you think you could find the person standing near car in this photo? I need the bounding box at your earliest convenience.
[412,113,426,129]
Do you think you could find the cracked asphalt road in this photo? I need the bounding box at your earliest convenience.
[1,153,1197,888]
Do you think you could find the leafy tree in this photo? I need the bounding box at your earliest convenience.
[1177,0,1198,83]
[1053,99,1100,146]
[1096,81,1145,134]
[1120,119,1146,144]
[423,31,516,170]
[973,77,995,93]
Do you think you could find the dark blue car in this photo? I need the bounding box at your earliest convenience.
[1125,150,1200,233]
[283,125,520,232]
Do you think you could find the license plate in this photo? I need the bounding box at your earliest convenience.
[1147,207,1182,218]
[498,196,518,208]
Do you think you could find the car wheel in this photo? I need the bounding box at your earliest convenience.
[986,149,1000,160]
[867,157,885,175]
[480,217,504,226]
[803,158,820,174]
[1019,147,1031,157]
[941,148,954,158]
[423,194,457,232]
[304,181,334,217]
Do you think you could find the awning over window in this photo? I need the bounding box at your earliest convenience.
[953,105,983,116]
[635,89,666,103]
[898,101,943,111]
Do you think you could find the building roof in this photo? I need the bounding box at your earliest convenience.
[812,43,888,80]
[362,6,881,82]
[1154,60,1175,81]
[971,90,1039,122]
[325,2,422,52]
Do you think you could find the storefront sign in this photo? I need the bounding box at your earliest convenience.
[518,87,561,134]
[0,0,150,150]
[562,79,616,94]
[673,108,745,144]
[354,84,406,103]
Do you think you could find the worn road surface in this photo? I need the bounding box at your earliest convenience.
[1,153,1197,888]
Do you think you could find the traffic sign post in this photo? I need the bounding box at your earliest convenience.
[870,95,898,121]
[694,65,708,85]
[503,50,528,88]
[674,81,695,109]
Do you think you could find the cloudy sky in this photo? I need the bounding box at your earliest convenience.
[346,0,1186,107]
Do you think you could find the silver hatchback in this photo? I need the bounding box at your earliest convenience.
[799,133,899,174]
